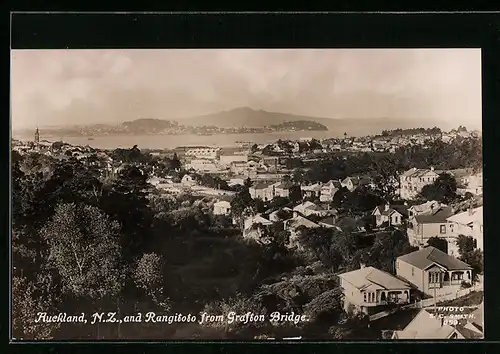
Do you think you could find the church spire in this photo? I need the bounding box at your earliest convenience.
[35,126,40,144]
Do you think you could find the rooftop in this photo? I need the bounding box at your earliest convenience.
[338,266,411,291]
[392,309,458,339]
[414,206,454,224]
[397,246,472,271]
[446,206,483,226]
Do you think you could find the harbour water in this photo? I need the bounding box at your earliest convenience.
[12,131,341,150]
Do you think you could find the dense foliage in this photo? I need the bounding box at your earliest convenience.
[11,135,481,339]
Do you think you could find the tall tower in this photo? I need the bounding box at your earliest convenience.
[34,127,40,144]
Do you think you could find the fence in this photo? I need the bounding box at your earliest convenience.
[369,280,483,322]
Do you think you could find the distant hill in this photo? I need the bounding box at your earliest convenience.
[13,107,444,138]
[122,118,178,134]
[177,107,332,128]
[177,107,438,133]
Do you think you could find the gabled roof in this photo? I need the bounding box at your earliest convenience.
[470,303,484,333]
[288,215,320,229]
[414,206,454,224]
[323,180,342,189]
[401,168,442,178]
[301,183,322,191]
[373,204,409,217]
[293,201,318,211]
[392,309,458,339]
[397,246,472,271]
[249,214,273,226]
[338,266,410,291]
[409,200,443,214]
[251,182,272,190]
[276,182,295,189]
[446,206,483,226]
[448,168,474,179]
[216,195,235,203]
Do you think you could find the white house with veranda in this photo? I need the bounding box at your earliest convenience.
[338,265,411,315]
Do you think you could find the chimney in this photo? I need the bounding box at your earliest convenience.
[385,203,390,211]
[360,263,366,269]
[468,206,474,216]
[430,166,435,171]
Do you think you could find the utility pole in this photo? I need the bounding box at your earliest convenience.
[433,273,437,312]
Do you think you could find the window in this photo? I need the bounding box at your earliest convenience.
[412,267,414,276]
[440,225,446,234]
[364,293,367,302]
[473,239,477,248]
[429,272,440,284]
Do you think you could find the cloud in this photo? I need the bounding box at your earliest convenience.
[10,48,481,130]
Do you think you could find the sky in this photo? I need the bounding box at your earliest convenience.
[10,49,482,130]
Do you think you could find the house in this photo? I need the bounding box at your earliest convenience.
[186,159,219,173]
[456,171,483,196]
[399,167,441,200]
[274,182,296,198]
[213,197,233,216]
[408,200,444,218]
[228,178,245,187]
[284,214,322,249]
[184,146,220,160]
[392,308,483,339]
[293,201,329,218]
[301,182,322,198]
[371,203,409,227]
[338,266,411,315]
[249,182,275,201]
[181,174,196,186]
[341,176,370,192]
[470,302,484,334]
[317,211,340,229]
[218,147,249,166]
[320,180,342,202]
[230,161,251,175]
[446,206,483,253]
[448,168,475,187]
[395,246,473,298]
[242,214,273,241]
[407,206,455,249]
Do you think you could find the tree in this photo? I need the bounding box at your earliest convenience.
[299,228,347,272]
[40,203,123,300]
[420,173,458,203]
[201,294,265,333]
[230,187,253,221]
[134,253,169,310]
[427,236,448,254]
[289,185,303,203]
[171,153,181,170]
[462,249,483,280]
[456,235,483,279]
[303,288,344,324]
[12,275,61,339]
[101,165,153,260]
[457,235,476,256]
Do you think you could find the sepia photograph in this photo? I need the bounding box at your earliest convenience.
[11,48,483,340]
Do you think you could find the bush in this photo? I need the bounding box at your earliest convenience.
[461,281,472,289]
